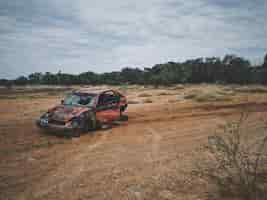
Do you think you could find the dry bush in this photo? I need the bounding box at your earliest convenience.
[143,98,153,103]
[157,92,172,96]
[184,89,232,102]
[127,100,140,104]
[169,84,185,90]
[233,86,267,94]
[196,113,267,200]
[138,93,153,97]
[168,99,177,103]
[217,89,236,96]
[195,93,231,102]
[118,84,129,95]
[184,93,198,100]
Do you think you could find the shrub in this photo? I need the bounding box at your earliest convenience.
[184,90,232,102]
[172,85,185,90]
[233,86,267,93]
[168,99,177,103]
[143,99,153,103]
[194,93,231,102]
[157,92,173,96]
[118,84,128,95]
[127,100,140,104]
[184,93,198,100]
[196,113,267,200]
[138,93,152,97]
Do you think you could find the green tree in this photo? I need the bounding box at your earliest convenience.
[28,72,43,84]
[14,76,28,85]
[263,53,267,68]
[223,54,251,84]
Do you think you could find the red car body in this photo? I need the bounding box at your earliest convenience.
[36,89,127,136]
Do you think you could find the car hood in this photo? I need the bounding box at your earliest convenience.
[48,105,90,122]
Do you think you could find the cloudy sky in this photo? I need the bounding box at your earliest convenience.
[0,0,266,78]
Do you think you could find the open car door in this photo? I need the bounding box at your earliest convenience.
[95,90,121,123]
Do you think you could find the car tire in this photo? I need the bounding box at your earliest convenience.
[87,112,97,131]
[71,117,85,137]
[120,115,128,121]
[120,106,124,117]
[120,104,127,112]
[119,106,128,121]
[72,128,82,137]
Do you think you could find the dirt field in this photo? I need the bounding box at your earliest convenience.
[1,84,267,200]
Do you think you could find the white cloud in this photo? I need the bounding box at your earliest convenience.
[0,0,266,78]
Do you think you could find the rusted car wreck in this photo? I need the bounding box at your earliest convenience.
[36,89,128,137]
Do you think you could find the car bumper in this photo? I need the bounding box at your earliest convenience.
[36,119,74,135]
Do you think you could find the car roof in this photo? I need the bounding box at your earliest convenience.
[75,88,115,95]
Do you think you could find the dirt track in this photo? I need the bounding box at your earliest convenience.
[1,85,267,200]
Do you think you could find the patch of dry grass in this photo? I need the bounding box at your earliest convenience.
[168,99,178,103]
[195,93,232,102]
[143,98,153,103]
[184,88,233,102]
[157,92,173,96]
[184,93,198,100]
[170,84,185,90]
[127,100,140,104]
[138,93,153,97]
[232,86,267,93]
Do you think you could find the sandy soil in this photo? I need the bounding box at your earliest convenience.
[0,84,267,200]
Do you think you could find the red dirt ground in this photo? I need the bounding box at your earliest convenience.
[0,85,267,200]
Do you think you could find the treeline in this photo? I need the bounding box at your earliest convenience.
[1,54,267,86]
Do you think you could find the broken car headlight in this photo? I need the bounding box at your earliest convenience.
[40,113,49,125]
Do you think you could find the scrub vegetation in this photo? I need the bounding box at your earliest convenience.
[1,54,267,86]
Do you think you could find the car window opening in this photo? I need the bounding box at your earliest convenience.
[64,93,95,106]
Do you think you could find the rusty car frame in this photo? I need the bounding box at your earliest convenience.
[36,88,128,137]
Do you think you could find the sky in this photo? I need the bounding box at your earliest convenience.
[0,0,266,79]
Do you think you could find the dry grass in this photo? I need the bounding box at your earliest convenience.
[169,84,185,90]
[232,86,267,93]
[143,98,153,103]
[138,93,153,97]
[168,99,178,103]
[184,87,234,102]
[0,86,70,100]
[127,100,140,104]
[157,92,173,96]
[195,93,232,102]
[195,114,267,200]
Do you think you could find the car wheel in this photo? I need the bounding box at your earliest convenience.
[87,112,97,131]
[120,104,127,112]
[95,120,102,130]
[71,118,83,137]
[119,106,128,121]
[120,115,128,121]
[120,106,124,117]
[72,128,81,137]
[83,117,90,132]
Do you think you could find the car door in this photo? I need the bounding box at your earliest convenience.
[95,91,120,123]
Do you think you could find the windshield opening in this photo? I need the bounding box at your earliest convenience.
[63,93,96,107]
